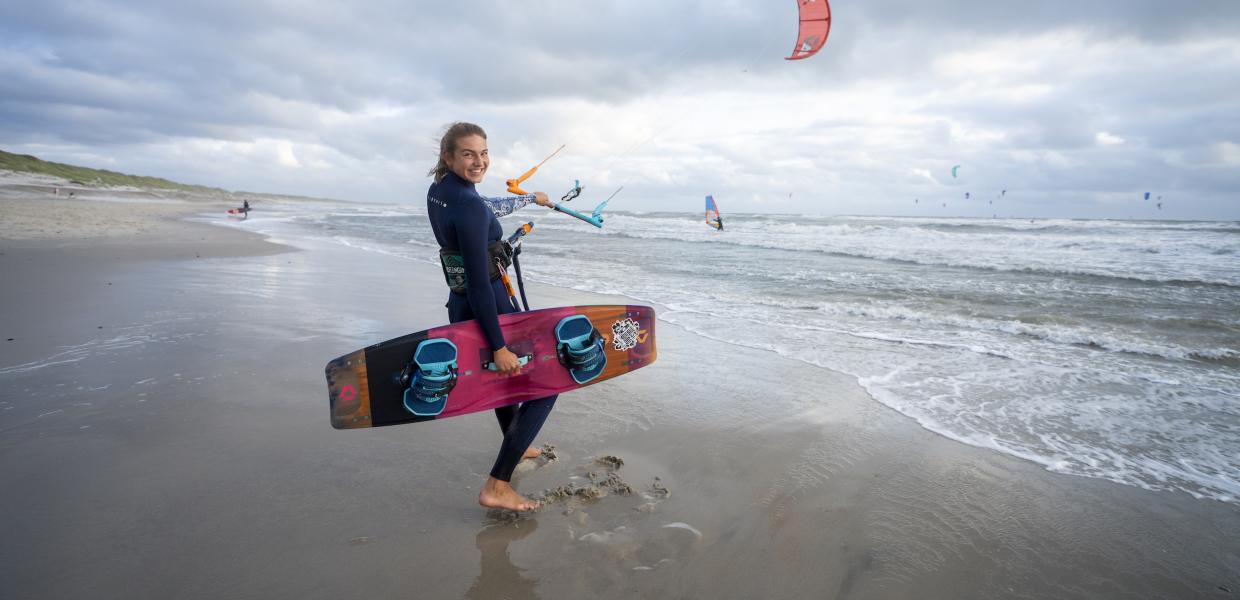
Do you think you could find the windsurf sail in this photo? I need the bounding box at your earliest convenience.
[705,195,723,230]
[786,0,832,61]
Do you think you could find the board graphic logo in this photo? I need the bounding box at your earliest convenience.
[338,384,358,404]
[611,318,643,351]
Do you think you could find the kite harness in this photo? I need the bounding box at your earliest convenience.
[438,221,535,311]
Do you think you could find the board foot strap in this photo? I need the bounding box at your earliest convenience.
[555,315,607,384]
[402,338,458,416]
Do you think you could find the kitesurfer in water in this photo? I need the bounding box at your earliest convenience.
[426,122,556,512]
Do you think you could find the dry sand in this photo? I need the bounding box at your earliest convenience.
[0,171,288,258]
[1,175,1237,599]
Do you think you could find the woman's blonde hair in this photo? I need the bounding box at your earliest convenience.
[428,122,487,183]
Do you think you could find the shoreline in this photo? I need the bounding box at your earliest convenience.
[1,171,290,257]
[2,181,1238,599]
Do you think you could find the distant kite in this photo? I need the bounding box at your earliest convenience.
[952,165,962,178]
[786,0,832,60]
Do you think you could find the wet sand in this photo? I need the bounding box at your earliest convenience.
[2,180,1238,599]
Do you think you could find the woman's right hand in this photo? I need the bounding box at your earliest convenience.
[492,346,523,375]
[533,192,552,207]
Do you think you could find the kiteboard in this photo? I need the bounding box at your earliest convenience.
[325,305,656,429]
[227,207,248,214]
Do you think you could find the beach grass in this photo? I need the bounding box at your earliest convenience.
[0,148,223,193]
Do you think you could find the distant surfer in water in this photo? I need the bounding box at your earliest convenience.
[714,216,724,230]
[426,122,556,512]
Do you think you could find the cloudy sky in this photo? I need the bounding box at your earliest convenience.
[2,0,1238,219]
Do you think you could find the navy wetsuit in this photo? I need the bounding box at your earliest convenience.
[427,171,557,482]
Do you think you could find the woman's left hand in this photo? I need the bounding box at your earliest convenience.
[491,346,523,375]
[533,192,551,207]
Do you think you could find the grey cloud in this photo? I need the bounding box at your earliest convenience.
[1,0,1237,218]
[851,0,1240,39]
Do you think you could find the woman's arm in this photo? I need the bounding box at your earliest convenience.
[457,202,506,351]
[482,194,537,218]
[482,192,552,217]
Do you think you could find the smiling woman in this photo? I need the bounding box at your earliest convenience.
[428,122,488,184]
[422,121,557,512]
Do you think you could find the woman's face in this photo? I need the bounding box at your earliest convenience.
[446,134,489,184]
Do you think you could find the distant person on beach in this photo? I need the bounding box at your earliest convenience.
[243,199,250,212]
[425,121,555,512]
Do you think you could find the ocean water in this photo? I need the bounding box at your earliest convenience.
[230,202,1240,503]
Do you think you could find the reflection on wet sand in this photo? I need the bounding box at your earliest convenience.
[466,519,541,600]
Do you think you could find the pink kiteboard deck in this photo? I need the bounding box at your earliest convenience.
[326,305,656,429]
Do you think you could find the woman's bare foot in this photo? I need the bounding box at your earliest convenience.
[479,477,539,512]
[521,446,543,461]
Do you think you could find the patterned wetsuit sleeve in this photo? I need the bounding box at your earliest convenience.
[482,194,537,218]
[457,201,507,351]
